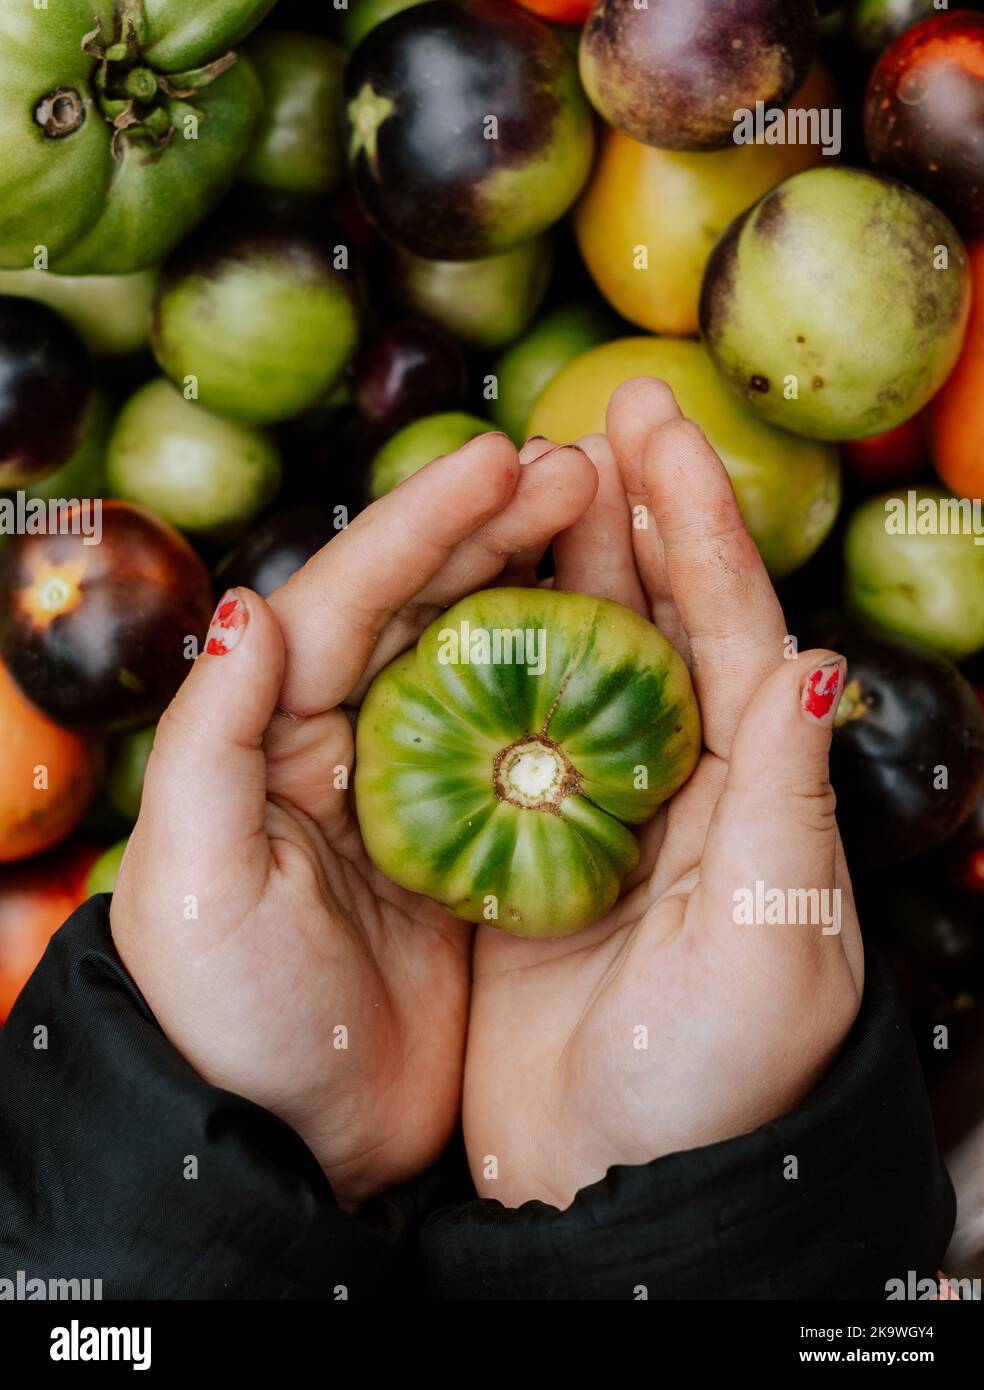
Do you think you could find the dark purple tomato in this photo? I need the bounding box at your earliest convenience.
[352,320,468,431]
[579,0,819,150]
[345,0,594,259]
[0,502,214,733]
[0,296,92,486]
[813,624,984,867]
[864,11,984,231]
[214,505,338,598]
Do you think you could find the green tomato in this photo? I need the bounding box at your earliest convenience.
[242,32,347,196]
[0,0,268,274]
[491,302,618,444]
[371,413,497,499]
[529,337,841,578]
[699,168,970,441]
[0,268,156,357]
[106,378,282,541]
[844,487,984,660]
[389,236,553,351]
[152,221,361,425]
[105,726,157,823]
[341,0,435,49]
[86,838,129,896]
[355,587,701,938]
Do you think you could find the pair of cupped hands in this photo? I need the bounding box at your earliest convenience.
[111,379,864,1213]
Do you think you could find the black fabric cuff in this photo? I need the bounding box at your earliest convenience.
[417,948,955,1300]
[0,895,427,1300]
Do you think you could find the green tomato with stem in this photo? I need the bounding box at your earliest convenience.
[0,0,271,274]
[355,586,701,938]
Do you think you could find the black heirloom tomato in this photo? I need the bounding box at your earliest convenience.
[352,320,468,431]
[816,626,984,868]
[0,502,214,732]
[344,0,594,259]
[214,505,338,598]
[0,297,92,487]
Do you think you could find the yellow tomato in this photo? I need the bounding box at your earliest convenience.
[574,62,837,336]
[527,336,840,578]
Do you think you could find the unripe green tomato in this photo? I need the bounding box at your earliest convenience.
[85,838,128,896]
[105,726,157,823]
[491,302,617,443]
[356,587,701,938]
[371,412,498,499]
[844,487,984,660]
[151,224,362,425]
[0,269,157,357]
[106,379,282,541]
[388,236,552,351]
[242,32,347,196]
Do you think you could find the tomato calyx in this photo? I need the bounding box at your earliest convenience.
[72,7,240,162]
[492,734,582,813]
[833,677,873,727]
[347,83,395,177]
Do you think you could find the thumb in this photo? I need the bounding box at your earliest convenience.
[134,587,285,891]
[698,649,847,942]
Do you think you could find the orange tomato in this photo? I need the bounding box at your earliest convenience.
[0,659,97,863]
[0,840,99,1023]
[929,239,984,499]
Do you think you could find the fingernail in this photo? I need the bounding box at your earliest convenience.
[800,657,846,725]
[205,589,248,656]
[462,430,507,453]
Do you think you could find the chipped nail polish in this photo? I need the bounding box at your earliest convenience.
[801,657,846,725]
[205,589,248,656]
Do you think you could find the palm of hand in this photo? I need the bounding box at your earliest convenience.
[463,388,863,1210]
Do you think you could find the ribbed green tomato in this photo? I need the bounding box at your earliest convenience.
[355,587,701,938]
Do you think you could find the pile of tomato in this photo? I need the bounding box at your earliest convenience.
[0,0,983,1123]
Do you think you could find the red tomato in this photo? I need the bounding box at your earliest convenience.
[513,0,593,25]
[0,840,100,1023]
[840,416,928,490]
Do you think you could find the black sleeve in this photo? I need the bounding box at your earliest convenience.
[0,899,956,1302]
[417,947,956,1300]
[0,896,437,1300]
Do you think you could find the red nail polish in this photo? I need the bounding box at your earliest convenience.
[801,657,846,724]
[205,589,248,656]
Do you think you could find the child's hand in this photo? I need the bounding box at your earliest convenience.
[464,381,864,1210]
[110,432,598,1210]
